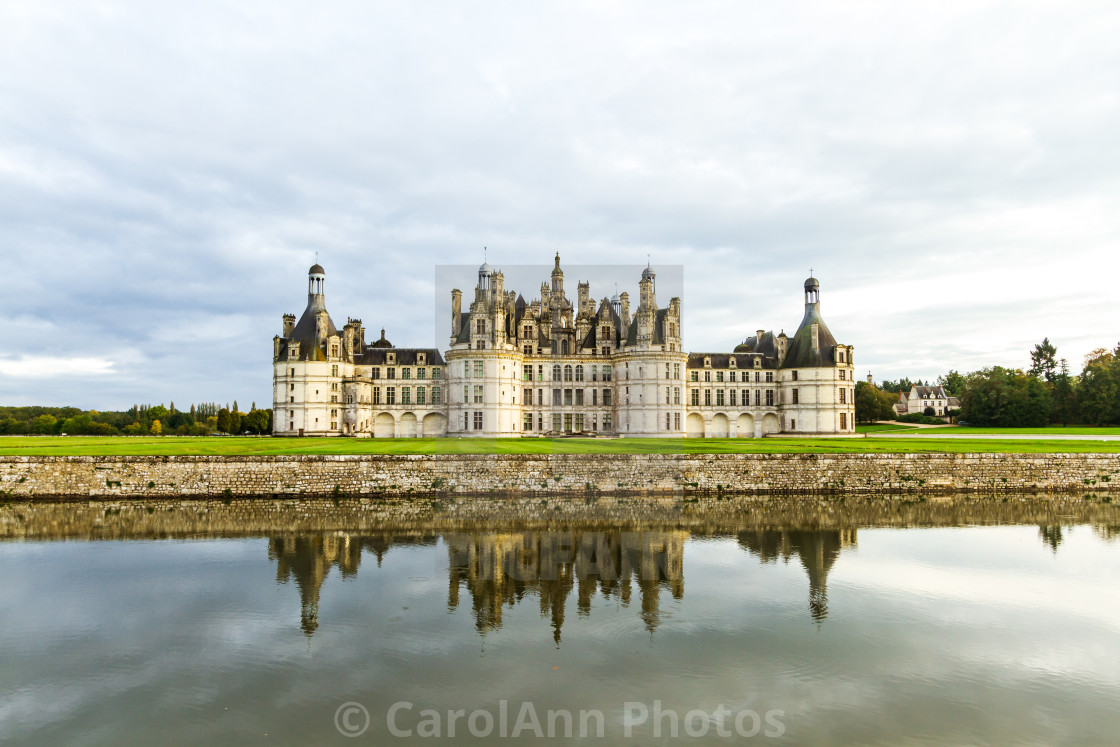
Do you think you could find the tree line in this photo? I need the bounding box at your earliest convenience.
[0,401,272,436]
[856,338,1120,426]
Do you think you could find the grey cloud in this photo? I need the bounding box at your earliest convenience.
[2,0,1118,406]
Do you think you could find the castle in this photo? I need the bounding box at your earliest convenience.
[272,255,855,437]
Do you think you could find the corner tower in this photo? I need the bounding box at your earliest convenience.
[778,275,855,434]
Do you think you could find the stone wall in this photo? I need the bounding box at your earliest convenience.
[1,453,1118,499]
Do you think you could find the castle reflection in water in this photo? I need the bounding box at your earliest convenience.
[269,527,856,637]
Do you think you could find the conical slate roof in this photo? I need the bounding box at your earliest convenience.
[286,294,338,361]
[781,302,837,368]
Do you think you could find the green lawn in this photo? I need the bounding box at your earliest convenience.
[898,426,1120,436]
[1,435,1119,455]
[856,423,920,433]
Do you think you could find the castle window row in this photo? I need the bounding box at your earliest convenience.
[368,386,442,406]
[690,370,775,383]
[690,389,777,407]
[366,366,442,381]
[520,412,616,433]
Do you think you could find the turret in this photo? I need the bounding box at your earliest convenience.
[551,252,564,296]
[636,264,657,347]
[308,263,325,303]
[781,275,841,370]
[478,261,493,293]
[805,276,820,305]
[640,263,656,308]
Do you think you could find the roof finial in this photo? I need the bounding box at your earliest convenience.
[647,253,651,268]
[484,246,487,262]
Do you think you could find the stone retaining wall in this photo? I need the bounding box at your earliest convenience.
[1,453,1118,498]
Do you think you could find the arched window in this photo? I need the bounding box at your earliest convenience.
[564,365,573,382]
[574,365,584,382]
[552,364,562,381]
[561,339,569,354]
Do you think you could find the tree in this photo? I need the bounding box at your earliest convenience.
[937,370,965,396]
[923,406,936,416]
[1052,358,1079,426]
[167,411,194,431]
[960,366,1052,427]
[1078,347,1120,425]
[216,408,232,433]
[855,381,897,423]
[877,377,916,394]
[146,404,170,423]
[1029,338,1058,382]
[149,419,162,435]
[61,413,93,434]
[28,414,58,434]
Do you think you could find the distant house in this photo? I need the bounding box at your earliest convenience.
[893,385,960,420]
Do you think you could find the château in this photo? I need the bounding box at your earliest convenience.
[272,255,855,437]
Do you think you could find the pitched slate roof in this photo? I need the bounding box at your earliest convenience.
[357,348,445,366]
[686,352,777,369]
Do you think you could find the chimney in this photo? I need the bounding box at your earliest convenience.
[343,322,355,358]
[756,329,764,342]
[283,314,295,337]
[451,289,462,338]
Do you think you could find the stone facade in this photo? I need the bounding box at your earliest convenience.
[2,454,1118,498]
[273,256,856,437]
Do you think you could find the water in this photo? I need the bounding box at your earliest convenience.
[2,497,1120,745]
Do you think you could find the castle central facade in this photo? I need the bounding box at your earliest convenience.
[272,255,855,438]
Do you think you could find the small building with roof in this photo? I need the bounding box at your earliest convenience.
[893,385,960,420]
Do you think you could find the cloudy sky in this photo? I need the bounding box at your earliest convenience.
[2,1,1118,410]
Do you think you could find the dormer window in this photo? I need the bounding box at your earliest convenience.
[729,357,736,368]
[704,357,711,368]
[754,357,761,368]
[387,352,395,364]
[418,352,426,364]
